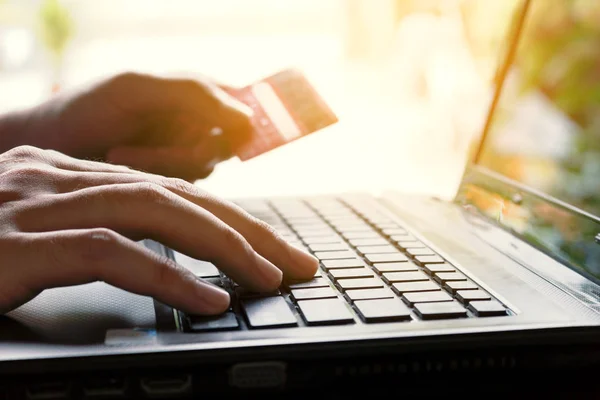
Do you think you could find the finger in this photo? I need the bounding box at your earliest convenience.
[48,171,318,280]
[44,148,145,175]
[105,135,228,181]
[4,230,230,315]
[104,73,253,138]
[16,183,283,291]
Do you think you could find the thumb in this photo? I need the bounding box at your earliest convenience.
[106,143,221,181]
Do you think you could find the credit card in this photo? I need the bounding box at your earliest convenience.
[226,68,338,161]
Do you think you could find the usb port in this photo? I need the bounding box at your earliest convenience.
[140,374,191,398]
[82,376,127,398]
[26,380,71,399]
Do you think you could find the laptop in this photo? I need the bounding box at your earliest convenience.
[2,0,600,397]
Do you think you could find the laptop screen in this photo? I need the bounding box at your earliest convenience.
[462,0,600,280]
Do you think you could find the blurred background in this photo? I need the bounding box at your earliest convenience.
[0,0,520,199]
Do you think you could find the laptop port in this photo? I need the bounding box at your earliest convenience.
[229,361,287,388]
[26,380,71,399]
[82,376,127,398]
[140,374,191,398]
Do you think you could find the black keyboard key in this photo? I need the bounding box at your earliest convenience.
[365,253,408,263]
[345,288,394,301]
[188,312,239,332]
[406,247,436,257]
[354,299,412,323]
[342,231,380,239]
[291,286,338,300]
[403,291,453,306]
[382,271,429,284]
[468,300,507,317]
[303,236,343,244]
[314,250,356,260]
[415,255,445,264]
[456,290,491,304]
[445,280,479,294]
[173,251,220,278]
[242,297,297,328]
[392,281,440,294]
[329,267,374,279]
[298,298,354,326]
[414,302,468,320]
[322,259,365,269]
[235,287,281,298]
[435,271,467,284]
[337,277,384,290]
[288,277,330,289]
[372,262,418,274]
[308,243,349,252]
[422,263,455,274]
[348,238,389,247]
[357,245,397,255]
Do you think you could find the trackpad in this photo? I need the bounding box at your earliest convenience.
[1,282,156,345]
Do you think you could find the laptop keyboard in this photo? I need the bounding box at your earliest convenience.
[177,196,510,332]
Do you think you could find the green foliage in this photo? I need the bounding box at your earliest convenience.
[38,0,73,63]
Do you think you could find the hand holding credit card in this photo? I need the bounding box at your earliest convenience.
[224,68,338,161]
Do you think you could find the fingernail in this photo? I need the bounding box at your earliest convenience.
[288,245,319,279]
[235,102,254,119]
[195,281,230,314]
[255,253,283,288]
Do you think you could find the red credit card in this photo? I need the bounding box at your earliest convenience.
[225,68,338,161]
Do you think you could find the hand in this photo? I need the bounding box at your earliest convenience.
[0,146,317,315]
[10,72,253,181]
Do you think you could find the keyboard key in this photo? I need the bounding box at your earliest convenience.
[422,263,455,274]
[308,243,349,252]
[348,238,389,247]
[342,231,380,239]
[435,272,467,284]
[303,236,343,244]
[382,271,429,284]
[390,234,416,242]
[414,302,468,320]
[345,288,395,301]
[337,277,384,290]
[468,300,507,317]
[297,229,335,238]
[382,228,407,236]
[456,290,491,304]
[173,251,220,278]
[242,297,297,328]
[335,224,372,233]
[445,280,479,294]
[365,253,408,263]
[322,259,365,269]
[188,312,239,332]
[288,277,330,289]
[406,247,436,257]
[357,245,397,255]
[396,241,425,249]
[415,255,445,264]
[313,268,323,277]
[291,287,338,300]
[314,250,357,260]
[403,291,453,306]
[372,262,419,274]
[329,267,374,279]
[354,299,412,323]
[392,281,440,294]
[235,287,281,298]
[373,222,399,229]
[298,298,354,326]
